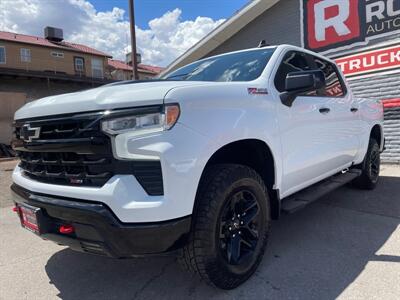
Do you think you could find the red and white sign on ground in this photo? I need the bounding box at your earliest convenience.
[335,44,400,78]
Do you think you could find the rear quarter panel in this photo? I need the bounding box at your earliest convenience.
[354,97,384,164]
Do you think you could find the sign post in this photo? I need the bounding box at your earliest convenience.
[129,0,139,80]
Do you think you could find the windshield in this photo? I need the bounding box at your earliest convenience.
[162,48,276,82]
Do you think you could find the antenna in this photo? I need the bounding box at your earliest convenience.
[258,40,269,48]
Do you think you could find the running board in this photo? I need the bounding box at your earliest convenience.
[281,169,362,214]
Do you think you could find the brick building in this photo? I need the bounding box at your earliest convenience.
[0,27,113,145]
[0,27,163,145]
[0,29,112,85]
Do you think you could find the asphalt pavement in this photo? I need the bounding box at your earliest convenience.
[1,161,399,300]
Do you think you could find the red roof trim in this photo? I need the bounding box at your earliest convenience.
[0,30,111,57]
[108,59,132,71]
[108,59,164,75]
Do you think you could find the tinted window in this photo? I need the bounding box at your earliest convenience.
[163,48,276,82]
[274,51,314,92]
[314,58,345,97]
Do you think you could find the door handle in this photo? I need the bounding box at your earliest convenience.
[319,108,330,114]
[351,107,358,113]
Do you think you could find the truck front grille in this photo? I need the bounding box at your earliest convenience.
[13,109,164,195]
[19,152,113,187]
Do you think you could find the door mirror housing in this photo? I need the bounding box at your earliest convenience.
[280,70,326,107]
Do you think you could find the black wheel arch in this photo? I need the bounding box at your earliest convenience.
[370,124,384,150]
[194,139,280,220]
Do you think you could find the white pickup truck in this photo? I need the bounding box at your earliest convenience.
[11,44,384,289]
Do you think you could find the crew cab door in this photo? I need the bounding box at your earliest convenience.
[312,55,361,167]
[273,51,359,197]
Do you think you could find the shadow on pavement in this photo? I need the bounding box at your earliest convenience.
[45,175,400,300]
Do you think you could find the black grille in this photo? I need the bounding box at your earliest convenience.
[19,152,113,187]
[15,114,105,141]
[13,109,164,195]
[132,160,164,196]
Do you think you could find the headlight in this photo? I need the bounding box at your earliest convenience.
[101,104,180,135]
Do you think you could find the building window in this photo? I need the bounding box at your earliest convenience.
[74,57,85,72]
[91,58,103,78]
[20,48,31,62]
[51,51,64,58]
[0,46,5,64]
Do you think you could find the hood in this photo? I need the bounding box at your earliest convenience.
[15,81,210,120]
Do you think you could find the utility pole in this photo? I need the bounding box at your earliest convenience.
[129,0,139,80]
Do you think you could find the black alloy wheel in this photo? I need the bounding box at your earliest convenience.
[218,189,261,266]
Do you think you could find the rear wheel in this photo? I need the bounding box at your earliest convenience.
[180,164,271,289]
[353,138,380,190]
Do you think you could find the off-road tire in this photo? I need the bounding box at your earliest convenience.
[179,164,271,289]
[353,138,380,190]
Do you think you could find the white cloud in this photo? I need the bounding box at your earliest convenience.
[0,0,225,66]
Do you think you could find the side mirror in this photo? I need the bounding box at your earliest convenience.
[280,70,326,107]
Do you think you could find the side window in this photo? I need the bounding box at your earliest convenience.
[314,58,345,97]
[51,51,64,58]
[74,57,85,72]
[0,46,6,64]
[91,58,104,78]
[274,51,314,92]
[20,48,31,62]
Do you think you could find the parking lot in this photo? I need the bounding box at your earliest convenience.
[1,161,399,300]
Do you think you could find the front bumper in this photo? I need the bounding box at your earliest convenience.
[12,122,211,223]
[11,184,191,258]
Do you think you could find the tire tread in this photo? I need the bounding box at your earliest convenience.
[179,164,270,289]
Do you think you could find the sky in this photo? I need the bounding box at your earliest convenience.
[93,0,249,29]
[0,0,250,67]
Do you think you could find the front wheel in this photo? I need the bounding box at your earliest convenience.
[180,164,271,289]
[353,138,380,190]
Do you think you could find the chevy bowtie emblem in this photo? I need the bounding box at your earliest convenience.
[20,124,41,142]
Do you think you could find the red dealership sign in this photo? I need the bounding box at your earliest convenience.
[305,0,361,50]
[302,0,400,52]
[335,44,400,78]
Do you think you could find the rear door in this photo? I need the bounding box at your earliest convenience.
[274,51,353,197]
[312,56,361,166]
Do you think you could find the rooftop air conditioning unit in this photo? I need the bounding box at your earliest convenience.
[44,27,64,42]
[126,52,142,66]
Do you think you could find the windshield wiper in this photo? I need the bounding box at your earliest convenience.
[164,73,189,80]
